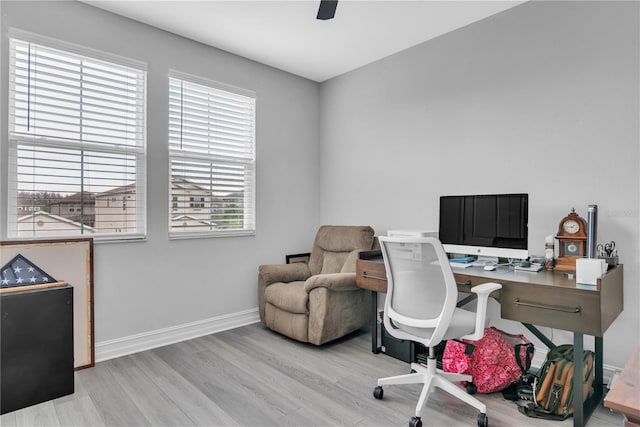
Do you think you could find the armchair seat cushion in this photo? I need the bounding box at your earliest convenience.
[264,281,308,314]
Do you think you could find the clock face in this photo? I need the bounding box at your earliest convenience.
[564,241,580,256]
[563,220,580,234]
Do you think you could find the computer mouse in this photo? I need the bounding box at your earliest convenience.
[483,265,496,271]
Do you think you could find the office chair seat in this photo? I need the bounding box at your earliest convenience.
[372,235,501,427]
[393,307,476,342]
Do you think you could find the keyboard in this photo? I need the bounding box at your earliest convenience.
[471,261,493,268]
[450,261,473,268]
[514,263,544,272]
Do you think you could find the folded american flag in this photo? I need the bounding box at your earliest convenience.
[1,254,57,288]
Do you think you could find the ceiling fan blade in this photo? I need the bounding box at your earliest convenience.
[317,0,338,20]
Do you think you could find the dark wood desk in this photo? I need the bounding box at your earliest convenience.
[356,258,624,427]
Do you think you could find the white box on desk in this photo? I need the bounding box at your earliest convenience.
[576,258,608,286]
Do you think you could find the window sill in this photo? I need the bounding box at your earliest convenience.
[168,230,255,240]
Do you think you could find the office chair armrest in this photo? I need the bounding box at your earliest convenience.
[462,282,502,341]
[469,282,502,296]
[259,263,311,287]
[304,272,358,293]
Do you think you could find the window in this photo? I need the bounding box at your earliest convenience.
[7,36,146,240]
[189,196,205,209]
[168,72,256,238]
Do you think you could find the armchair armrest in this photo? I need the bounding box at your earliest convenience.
[259,263,311,287]
[462,282,502,341]
[304,272,358,293]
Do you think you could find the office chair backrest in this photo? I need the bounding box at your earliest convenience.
[379,236,458,347]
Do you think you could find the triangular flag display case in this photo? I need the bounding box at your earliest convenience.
[1,254,57,288]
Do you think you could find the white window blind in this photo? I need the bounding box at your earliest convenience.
[168,73,256,238]
[8,37,146,240]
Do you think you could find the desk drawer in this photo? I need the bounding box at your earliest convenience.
[356,260,387,293]
[453,273,503,288]
[501,282,602,335]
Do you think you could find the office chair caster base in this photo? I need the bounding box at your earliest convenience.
[477,413,488,427]
[409,416,422,427]
[466,382,477,394]
[373,386,383,399]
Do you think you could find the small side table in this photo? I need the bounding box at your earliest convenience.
[604,346,640,427]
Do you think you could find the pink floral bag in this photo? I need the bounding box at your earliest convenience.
[442,326,533,394]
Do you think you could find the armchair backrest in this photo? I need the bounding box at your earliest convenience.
[308,225,376,276]
[379,235,458,346]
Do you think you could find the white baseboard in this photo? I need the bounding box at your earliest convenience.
[95,308,260,363]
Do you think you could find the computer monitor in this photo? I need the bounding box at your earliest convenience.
[438,193,529,261]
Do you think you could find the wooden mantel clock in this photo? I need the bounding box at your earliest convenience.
[555,208,587,272]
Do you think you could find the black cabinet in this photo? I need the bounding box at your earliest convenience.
[382,325,445,368]
[1,285,74,414]
[381,325,412,363]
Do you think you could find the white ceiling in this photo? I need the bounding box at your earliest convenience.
[83,0,526,82]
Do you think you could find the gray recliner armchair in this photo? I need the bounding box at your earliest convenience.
[258,225,375,345]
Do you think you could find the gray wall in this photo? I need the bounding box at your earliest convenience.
[0,2,321,344]
[320,0,639,368]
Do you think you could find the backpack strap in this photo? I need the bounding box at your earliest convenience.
[515,343,535,374]
[452,339,475,355]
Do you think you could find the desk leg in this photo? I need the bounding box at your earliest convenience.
[523,323,556,349]
[594,336,604,401]
[572,334,603,427]
[574,333,585,427]
[371,290,381,354]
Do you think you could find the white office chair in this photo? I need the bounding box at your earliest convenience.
[373,236,502,427]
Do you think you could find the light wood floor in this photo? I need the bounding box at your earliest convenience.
[1,323,623,427]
